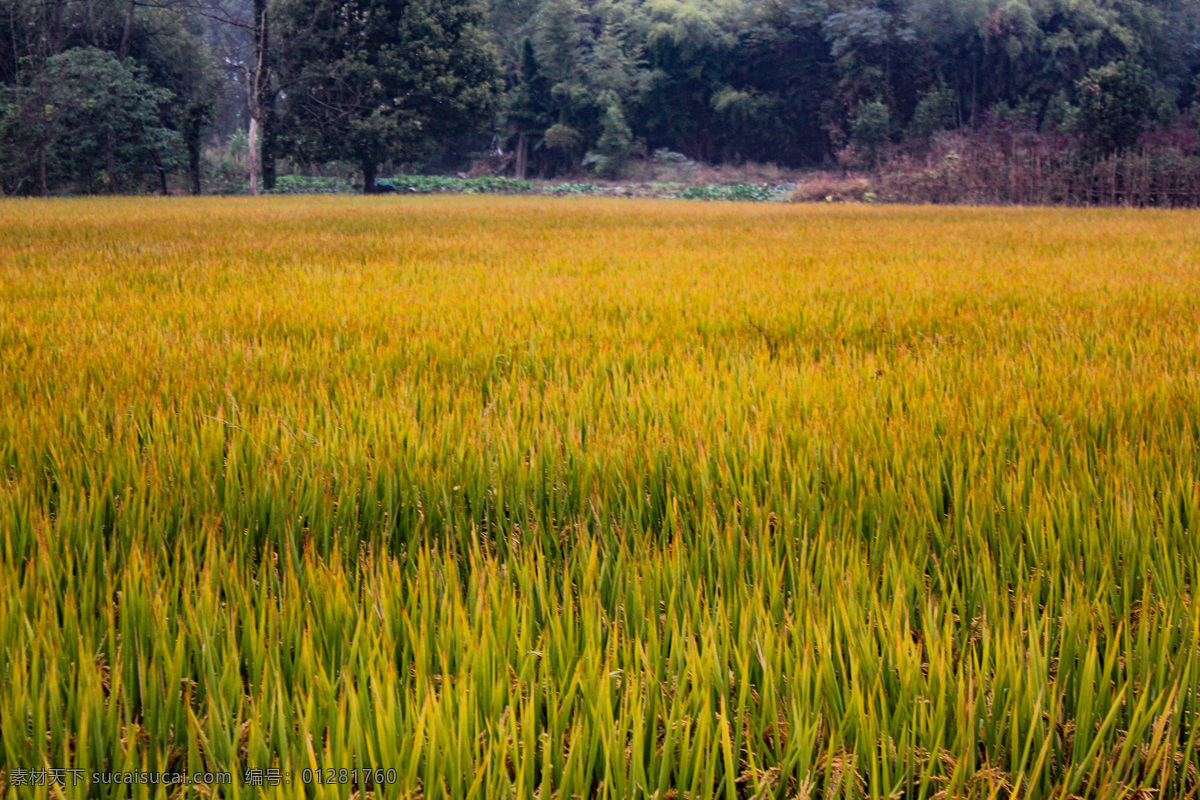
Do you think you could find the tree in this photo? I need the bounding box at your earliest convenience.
[486,0,541,69]
[508,38,553,178]
[1077,59,1154,154]
[849,98,891,164]
[130,4,219,195]
[247,0,273,194]
[910,84,959,139]
[277,0,501,192]
[534,0,583,86]
[0,47,180,194]
[178,0,280,193]
[587,94,633,178]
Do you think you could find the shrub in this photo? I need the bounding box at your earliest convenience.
[911,87,959,140]
[850,100,892,162]
[1077,60,1155,155]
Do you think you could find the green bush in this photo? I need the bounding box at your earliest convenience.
[911,87,958,140]
[850,100,893,165]
[1077,60,1155,154]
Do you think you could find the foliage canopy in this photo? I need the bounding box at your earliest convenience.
[276,0,501,191]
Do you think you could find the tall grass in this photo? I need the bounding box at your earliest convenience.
[1,197,1199,799]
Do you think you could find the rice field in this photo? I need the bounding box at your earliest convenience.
[2,196,1200,800]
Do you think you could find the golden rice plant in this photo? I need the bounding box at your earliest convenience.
[1,196,1199,799]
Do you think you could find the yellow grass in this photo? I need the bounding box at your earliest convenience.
[1,196,1199,799]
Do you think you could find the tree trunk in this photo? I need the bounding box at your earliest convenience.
[261,99,276,191]
[117,0,135,61]
[362,160,377,194]
[248,115,259,195]
[186,110,203,195]
[45,0,68,58]
[515,132,528,180]
[105,131,115,186]
[38,145,48,196]
[970,54,978,127]
[253,0,275,192]
[189,145,201,195]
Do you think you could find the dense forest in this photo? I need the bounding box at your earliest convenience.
[2,0,1200,195]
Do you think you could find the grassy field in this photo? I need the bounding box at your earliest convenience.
[2,196,1199,799]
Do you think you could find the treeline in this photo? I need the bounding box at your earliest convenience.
[3,0,1200,197]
